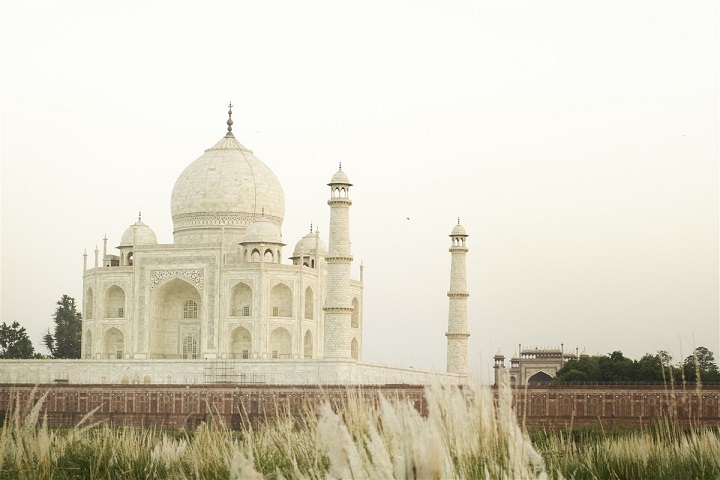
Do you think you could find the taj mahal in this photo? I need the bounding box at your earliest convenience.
[0,107,471,385]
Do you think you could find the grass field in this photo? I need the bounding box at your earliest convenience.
[2,381,719,479]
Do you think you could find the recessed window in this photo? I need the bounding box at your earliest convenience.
[272,306,279,317]
[182,336,198,359]
[243,306,250,316]
[183,300,198,319]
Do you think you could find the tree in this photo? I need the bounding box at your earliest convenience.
[43,294,82,359]
[0,321,36,359]
[681,347,720,383]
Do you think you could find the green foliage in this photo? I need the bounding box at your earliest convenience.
[43,294,82,359]
[680,347,720,383]
[553,348,720,384]
[0,321,35,359]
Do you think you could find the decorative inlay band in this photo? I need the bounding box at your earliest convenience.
[151,269,204,292]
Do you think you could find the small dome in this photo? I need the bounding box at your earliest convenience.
[241,219,283,244]
[329,168,351,185]
[118,220,158,247]
[292,230,327,257]
[451,223,467,236]
[580,349,590,358]
[494,350,505,359]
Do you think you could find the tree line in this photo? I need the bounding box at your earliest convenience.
[0,294,81,359]
[553,348,720,384]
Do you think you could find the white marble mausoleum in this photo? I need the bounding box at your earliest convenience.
[1,107,471,385]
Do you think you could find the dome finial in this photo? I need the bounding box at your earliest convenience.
[458,217,460,225]
[138,210,142,222]
[310,222,313,233]
[339,162,342,170]
[226,101,234,136]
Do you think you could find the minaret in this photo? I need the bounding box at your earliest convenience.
[323,164,354,359]
[446,219,470,375]
[493,350,506,385]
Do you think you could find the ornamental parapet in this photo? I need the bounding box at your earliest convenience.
[325,255,354,263]
[323,306,354,313]
[449,246,468,253]
[327,198,352,206]
[445,332,470,338]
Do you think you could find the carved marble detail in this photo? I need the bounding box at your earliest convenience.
[137,256,217,351]
[151,269,204,292]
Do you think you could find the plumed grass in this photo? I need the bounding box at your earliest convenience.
[1,380,718,479]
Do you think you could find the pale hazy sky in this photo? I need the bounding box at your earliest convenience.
[1,1,718,378]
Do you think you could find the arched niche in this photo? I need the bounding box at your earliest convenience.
[84,329,93,359]
[104,327,124,359]
[230,282,253,317]
[85,287,94,319]
[104,285,125,318]
[304,287,314,319]
[351,337,359,360]
[303,330,313,359]
[230,326,252,359]
[269,283,293,317]
[270,327,291,359]
[351,297,359,328]
[150,277,201,359]
[527,371,554,385]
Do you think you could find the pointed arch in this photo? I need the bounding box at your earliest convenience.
[269,283,293,317]
[527,371,554,385]
[104,327,124,359]
[230,326,252,359]
[251,249,261,262]
[351,297,359,328]
[270,327,292,359]
[304,287,314,319]
[263,249,274,263]
[150,277,201,359]
[303,330,313,359]
[104,285,125,318]
[230,282,252,317]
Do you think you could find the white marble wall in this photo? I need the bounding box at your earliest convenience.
[0,360,465,386]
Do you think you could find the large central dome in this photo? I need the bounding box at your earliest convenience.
[171,132,285,245]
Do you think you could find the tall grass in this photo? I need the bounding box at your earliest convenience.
[1,380,718,479]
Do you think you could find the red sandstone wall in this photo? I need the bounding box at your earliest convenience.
[0,384,426,430]
[1,383,718,430]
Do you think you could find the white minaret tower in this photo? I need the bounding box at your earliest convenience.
[323,165,354,359]
[446,219,470,375]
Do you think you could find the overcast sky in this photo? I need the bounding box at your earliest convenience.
[1,0,717,378]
